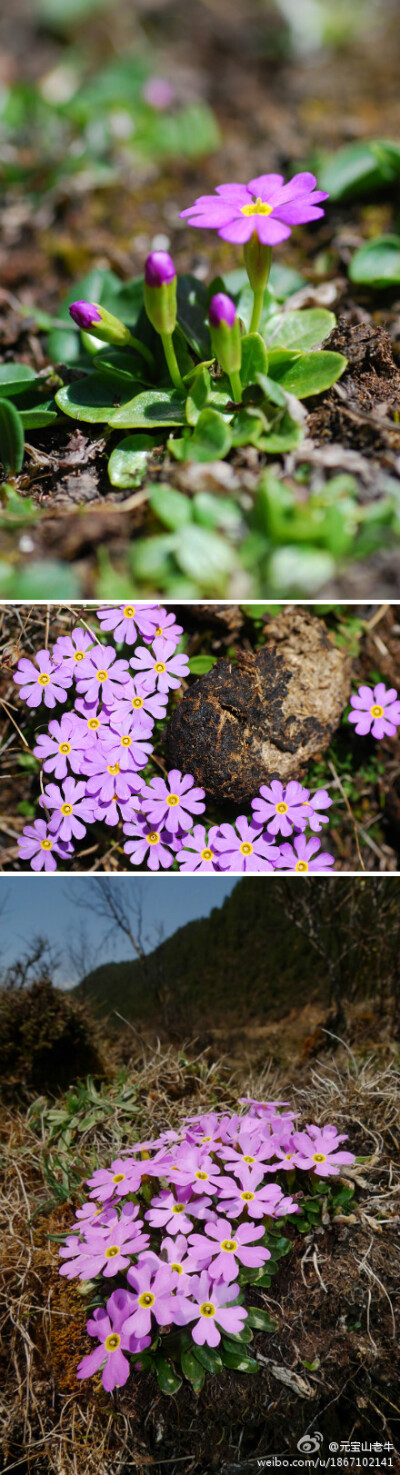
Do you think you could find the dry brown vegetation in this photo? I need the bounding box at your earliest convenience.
[1,1028,400,1475]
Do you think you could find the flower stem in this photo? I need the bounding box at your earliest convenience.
[249,289,265,335]
[229,370,242,403]
[161,332,184,390]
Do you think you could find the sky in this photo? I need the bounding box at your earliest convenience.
[0,876,236,988]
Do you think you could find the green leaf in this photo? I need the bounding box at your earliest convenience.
[108,387,186,430]
[108,434,158,488]
[149,485,192,530]
[0,398,24,474]
[180,1347,206,1390]
[349,235,400,287]
[189,654,217,674]
[19,400,59,429]
[169,408,232,463]
[155,1355,182,1396]
[221,1347,259,1374]
[56,376,130,424]
[268,348,347,398]
[185,367,211,425]
[7,561,81,598]
[174,525,236,589]
[265,308,336,351]
[240,333,269,388]
[193,1344,223,1373]
[177,274,211,359]
[258,411,304,453]
[267,545,335,594]
[0,364,37,398]
[246,1307,278,1332]
[93,346,148,385]
[318,139,400,200]
[130,533,177,584]
[231,407,265,447]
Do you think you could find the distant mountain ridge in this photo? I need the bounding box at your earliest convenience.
[74,881,324,1033]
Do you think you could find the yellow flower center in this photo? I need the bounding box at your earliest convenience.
[167,794,179,807]
[200,1302,215,1318]
[88,718,100,730]
[241,1191,255,1202]
[201,1136,212,1144]
[61,803,73,816]
[285,1153,294,1161]
[105,1333,121,1352]
[132,696,143,709]
[201,848,213,861]
[370,704,384,719]
[313,1153,326,1163]
[195,1170,208,1181]
[96,669,108,681]
[172,1203,185,1214]
[154,662,166,674]
[38,673,50,686]
[295,861,308,872]
[147,831,160,845]
[243,1155,255,1164]
[171,1263,183,1274]
[105,1245,120,1258]
[240,842,253,856]
[138,1292,155,1309]
[121,735,132,747]
[276,802,288,815]
[107,763,120,775]
[74,650,85,662]
[112,1173,125,1183]
[241,196,273,217]
[154,627,163,637]
[220,1239,237,1253]
[40,838,52,850]
[59,742,71,755]
[124,606,135,617]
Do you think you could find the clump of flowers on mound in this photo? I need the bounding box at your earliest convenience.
[58,1098,355,1395]
[14,605,336,874]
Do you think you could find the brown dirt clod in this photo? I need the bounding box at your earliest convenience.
[167,609,351,805]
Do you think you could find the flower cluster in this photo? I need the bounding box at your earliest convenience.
[13,607,337,874]
[58,1097,355,1393]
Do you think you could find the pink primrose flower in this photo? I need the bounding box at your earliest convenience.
[348,683,400,739]
[217,1168,298,1220]
[40,777,95,842]
[141,769,205,835]
[213,815,278,872]
[180,172,328,247]
[173,1270,247,1347]
[124,1262,177,1337]
[76,1289,150,1391]
[130,638,189,693]
[13,649,71,708]
[51,627,96,676]
[290,1127,355,1177]
[96,604,161,645]
[177,823,221,873]
[33,713,87,780]
[75,645,130,704]
[123,815,177,871]
[17,819,72,872]
[188,1216,270,1283]
[276,835,335,873]
[251,779,309,837]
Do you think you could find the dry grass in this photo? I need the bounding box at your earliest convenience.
[1,1039,400,1474]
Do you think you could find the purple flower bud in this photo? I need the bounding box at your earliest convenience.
[145,252,176,288]
[209,293,237,329]
[69,301,102,330]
